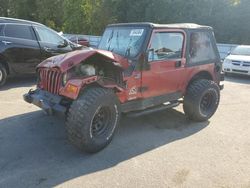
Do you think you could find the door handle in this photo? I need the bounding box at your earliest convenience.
[175,61,182,67]
[43,47,54,53]
[1,40,12,45]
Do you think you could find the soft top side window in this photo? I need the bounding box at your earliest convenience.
[189,32,216,64]
[148,32,184,62]
[4,24,35,40]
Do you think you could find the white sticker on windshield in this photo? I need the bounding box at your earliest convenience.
[130,29,144,36]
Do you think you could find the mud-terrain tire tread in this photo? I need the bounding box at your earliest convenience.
[66,86,121,153]
[183,79,220,122]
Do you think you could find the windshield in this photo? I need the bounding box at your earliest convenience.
[98,27,147,58]
[231,46,250,56]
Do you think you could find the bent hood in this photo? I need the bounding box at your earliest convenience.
[38,48,130,72]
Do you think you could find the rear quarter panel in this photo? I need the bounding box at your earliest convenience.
[179,63,216,94]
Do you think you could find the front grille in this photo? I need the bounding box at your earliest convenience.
[232,61,241,66]
[243,61,250,67]
[232,61,250,67]
[39,68,62,94]
[232,69,248,73]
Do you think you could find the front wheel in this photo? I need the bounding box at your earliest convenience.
[66,87,121,153]
[183,79,220,122]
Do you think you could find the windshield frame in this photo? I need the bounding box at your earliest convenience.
[98,26,149,59]
[231,46,250,56]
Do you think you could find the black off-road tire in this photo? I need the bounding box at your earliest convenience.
[66,86,121,153]
[0,63,7,87]
[183,79,220,122]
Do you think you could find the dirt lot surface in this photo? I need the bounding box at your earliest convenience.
[0,75,250,188]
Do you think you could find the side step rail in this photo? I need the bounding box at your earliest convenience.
[125,101,180,118]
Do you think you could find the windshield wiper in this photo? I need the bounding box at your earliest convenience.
[116,31,119,50]
[110,31,119,53]
[125,47,131,57]
[125,38,132,58]
[107,30,114,51]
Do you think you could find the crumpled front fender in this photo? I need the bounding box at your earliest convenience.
[59,76,125,100]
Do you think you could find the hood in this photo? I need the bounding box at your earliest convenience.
[226,54,250,62]
[38,48,130,72]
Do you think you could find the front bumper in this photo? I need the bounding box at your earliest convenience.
[223,63,250,75]
[23,89,67,115]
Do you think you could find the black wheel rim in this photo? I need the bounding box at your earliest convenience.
[200,92,215,115]
[91,106,112,137]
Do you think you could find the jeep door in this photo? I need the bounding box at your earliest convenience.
[1,23,42,73]
[141,29,187,99]
[33,25,72,60]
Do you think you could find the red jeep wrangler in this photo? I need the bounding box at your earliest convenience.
[24,23,224,153]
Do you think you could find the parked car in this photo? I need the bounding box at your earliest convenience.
[0,17,82,87]
[217,43,237,60]
[66,35,90,47]
[223,45,250,76]
[24,23,224,153]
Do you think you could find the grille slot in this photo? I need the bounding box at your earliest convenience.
[39,68,62,94]
[232,69,248,73]
[243,61,250,67]
[232,61,250,67]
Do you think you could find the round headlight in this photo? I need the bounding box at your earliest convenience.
[62,73,67,86]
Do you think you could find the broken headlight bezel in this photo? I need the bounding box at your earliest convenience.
[62,72,68,86]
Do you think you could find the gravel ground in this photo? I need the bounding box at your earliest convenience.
[0,75,249,188]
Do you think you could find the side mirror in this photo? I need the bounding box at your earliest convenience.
[227,51,231,56]
[57,39,68,48]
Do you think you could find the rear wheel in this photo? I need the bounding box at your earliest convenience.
[183,79,220,122]
[0,63,7,87]
[66,86,121,153]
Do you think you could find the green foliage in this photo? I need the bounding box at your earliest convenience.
[35,0,64,31]
[0,0,250,44]
[62,0,86,33]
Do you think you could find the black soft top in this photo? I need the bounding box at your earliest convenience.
[107,22,212,30]
[0,17,44,26]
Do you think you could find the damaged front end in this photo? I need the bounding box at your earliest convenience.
[23,48,129,114]
[23,89,67,115]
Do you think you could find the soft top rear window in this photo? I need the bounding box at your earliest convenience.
[189,31,216,63]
